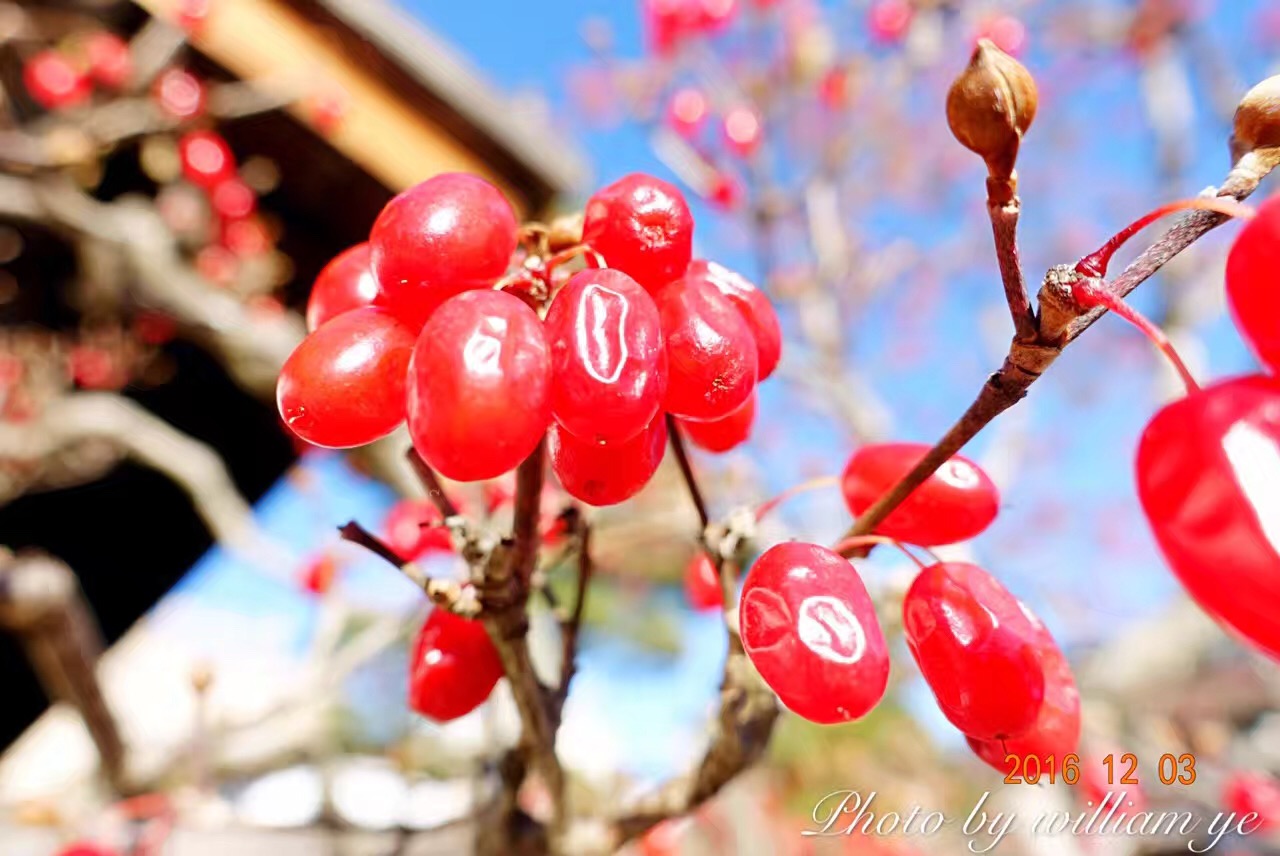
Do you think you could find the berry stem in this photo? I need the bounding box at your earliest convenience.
[667,413,711,532]
[404,448,461,518]
[1068,279,1201,394]
[754,474,840,521]
[1075,197,1255,278]
[832,534,927,570]
[338,521,478,615]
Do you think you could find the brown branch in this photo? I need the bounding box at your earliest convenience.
[338,521,478,616]
[838,153,1277,553]
[404,447,461,518]
[556,519,592,706]
[665,415,709,532]
[987,177,1037,342]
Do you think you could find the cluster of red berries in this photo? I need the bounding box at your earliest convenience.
[736,441,1079,778]
[1134,194,1280,661]
[279,171,781,508]
[23,32,133,111]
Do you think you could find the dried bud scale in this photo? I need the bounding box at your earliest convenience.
[946,39,1038,188]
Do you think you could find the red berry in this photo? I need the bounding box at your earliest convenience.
[667,87,709,139]
[1223,771,1280,831]
[153,67,206,120]
[548,415,666,506]
[370,173,517,330]
[545,269,667,445]
[868,0,914,44]
[723,105,763,158]
[840,442,1000,546]
[679,394,755,453]
[903,563,1045,740]
[408,609,504,722]
[407,290,551,482]
[687,260,782,380]
[24,51,91,111]
[975,15,1027,56]
[195,244,238,286]
[967,607,1080,775]
[177,130,235,189]
[583,173,694,293]
[177,0,212,32]
[85,32,133,90]
[683,551,723,611]
[277,307,415,449]
[69,345,125,390]
[657,274,758,421]
[299,553,339,595]
[696,0,737,32]
[383,498,453,561]
[306,243,382,332]
[1136,374,1280,658]
[221,215,271,257]
[706,171,743,211]
[210,177,256,222]
[1226,196,1280,374]
[642,0,696,54]
[55,843,119,856]
[739,542,890,724]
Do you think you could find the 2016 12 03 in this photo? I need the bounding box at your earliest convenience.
[1003,753,1197,786]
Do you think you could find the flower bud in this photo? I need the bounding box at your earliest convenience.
[1231,75,1280,163]
[946,39,1038,182]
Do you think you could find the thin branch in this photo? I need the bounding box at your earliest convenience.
[665,415,709,532]
[838,155,1276,552]
[0,393,285,564]
[557,520,592,704]
[338,521,478,616]
[987,179,1037,342]
[404,447,461,518]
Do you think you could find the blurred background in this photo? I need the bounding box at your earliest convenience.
[0,0,1277,853]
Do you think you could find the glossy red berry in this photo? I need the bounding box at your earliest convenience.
[683,552,723,611]
[177,130,234,189]
[85,32,133,90]
[583,173,694,293]
[545,269,667,445]
[370,173,518,330]
[967,609,1080,775]
[1137,374,1280,659]
[383,498,453,561]
[903,563,1045,740]
[679,394,754,453]
[1223,771,1280,831]
[277,307,415,449]
[24,51,91,111]
[153,67,206,120]
[306,243,382,331]
[1226,196,1280,374]
[407,290,551,482]
[408,609,504,722]
[687,260,782,380]
[549,416,666,506]
[739,542,890,724]
[841,442,1000,546]
[723,105,763,158]
[657,274,758,421]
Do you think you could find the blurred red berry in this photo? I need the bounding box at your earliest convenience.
[683,552,722,610]
[153,67,206,120]
[868,0,914,44]
[24,51,92,111]
[85,32,133,90]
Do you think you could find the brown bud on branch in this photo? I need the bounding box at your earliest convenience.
[1231,75,1280,164]
[946,39,1038,188]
